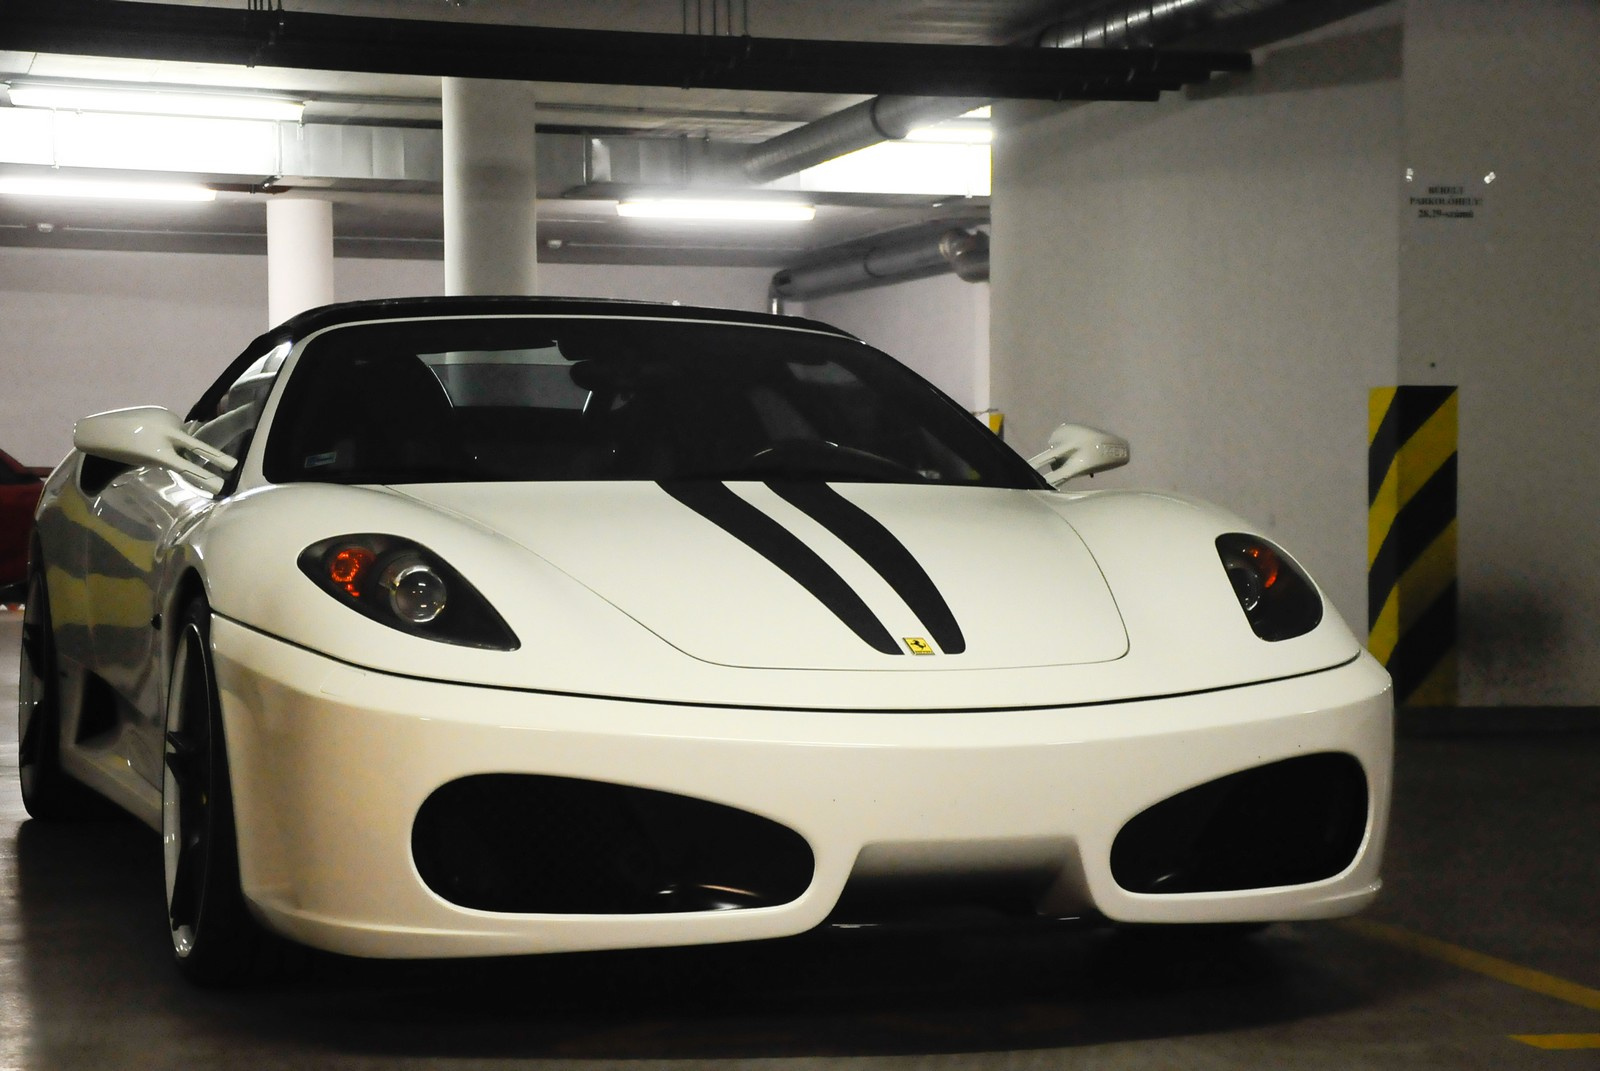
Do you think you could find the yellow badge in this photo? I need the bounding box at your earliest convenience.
[903,637,935,656]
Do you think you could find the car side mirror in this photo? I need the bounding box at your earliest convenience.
[1028,422,1130,488]
[73,406,238,495]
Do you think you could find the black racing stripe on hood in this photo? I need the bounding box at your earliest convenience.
[768,481,967,655]
[658,480,902,655]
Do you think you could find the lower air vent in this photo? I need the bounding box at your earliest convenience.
[1110,753,1368,894]
[412,774,814,914]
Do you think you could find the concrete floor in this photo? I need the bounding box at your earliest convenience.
[3,609,1597,1070]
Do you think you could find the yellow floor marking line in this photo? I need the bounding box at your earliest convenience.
[1509,1034,1600,1050]
[1339,919,1600,1012]
[1338,919,1600,1047]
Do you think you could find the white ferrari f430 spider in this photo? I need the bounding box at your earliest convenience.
[18,297,1391,983]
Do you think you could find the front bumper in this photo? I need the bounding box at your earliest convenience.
[211,617,1393,959]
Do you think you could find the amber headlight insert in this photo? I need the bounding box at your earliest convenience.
[1215,533,1323,641]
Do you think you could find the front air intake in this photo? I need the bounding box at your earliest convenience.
[412,774,814,914]
[1110,753,1368,894]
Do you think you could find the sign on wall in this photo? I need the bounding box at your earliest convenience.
[1405,170,1494,222]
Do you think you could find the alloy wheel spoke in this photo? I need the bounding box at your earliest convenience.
[165,708,212,933]
[168,836,204,927]
[17,711,39,766]
[18,598,46,768]
[19,619,40,670]
[164,730,201,785]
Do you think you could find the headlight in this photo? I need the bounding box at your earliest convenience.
[298,534,519,650]
[380,557,448,624]
[1215,533,1323,641]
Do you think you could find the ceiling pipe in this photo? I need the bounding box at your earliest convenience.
[0,0,1245,197]
[742,0,1308,183]
[0,0,1243,100]
[940,228,991,283]
[768,227,989,313]
[743,94,989,185]
[1031,0,1292,48]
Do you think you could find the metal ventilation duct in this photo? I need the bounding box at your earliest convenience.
[940,229,991,283]
[1031,0,1292,48]
[741,0,1317,183]
[769,227,989,310]
[743,95,989,185]
[0,0,1245,100]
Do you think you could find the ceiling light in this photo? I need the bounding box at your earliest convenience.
[781,141,990,198]
[905,123,993,144]
[616,199,815,222]
[7,84,305,122]
[0,176,217,202]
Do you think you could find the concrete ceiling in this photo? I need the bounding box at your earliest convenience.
[0,1,1101,266]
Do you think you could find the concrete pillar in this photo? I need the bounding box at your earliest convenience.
[1398,0,1600,706]
[266,196,335,326]
[442,77,539,296]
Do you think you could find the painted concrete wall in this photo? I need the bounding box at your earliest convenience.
[1399,0,1600,705]
[799,273,991,412]
[1,248,269,467]
[991,7,1403,637]
[994,0,1600,707]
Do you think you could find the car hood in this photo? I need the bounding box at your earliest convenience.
[201,481,1364,709]
[391,481,1129,672]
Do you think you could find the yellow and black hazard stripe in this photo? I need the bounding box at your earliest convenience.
[1368,386,1457,706]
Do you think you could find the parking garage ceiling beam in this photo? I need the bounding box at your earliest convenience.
[0,0,1250,102]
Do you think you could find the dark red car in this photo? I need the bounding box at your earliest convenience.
[1,447,46,596]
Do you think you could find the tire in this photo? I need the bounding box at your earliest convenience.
[17,554,102,819]
[162,596,301,985]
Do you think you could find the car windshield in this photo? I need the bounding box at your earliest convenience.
[262,315,1044,488]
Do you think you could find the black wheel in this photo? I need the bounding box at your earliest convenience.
[162,596,299,985]
[17,554,101,819]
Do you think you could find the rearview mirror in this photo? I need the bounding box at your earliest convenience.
[1028,422,1130,488]
[73,406,238,495]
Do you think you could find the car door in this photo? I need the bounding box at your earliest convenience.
[80,462,213,786]
[76,343,290,789]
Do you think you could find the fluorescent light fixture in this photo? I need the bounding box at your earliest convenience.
[907,106,993,144]
[782,141,990,198]
[905,123,993,144]
[7,84,305,122]
[0,176,217,202]
[616,199,815,222]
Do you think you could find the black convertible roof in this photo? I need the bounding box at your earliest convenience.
[275,295,850,344]
[189,295,857,422]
